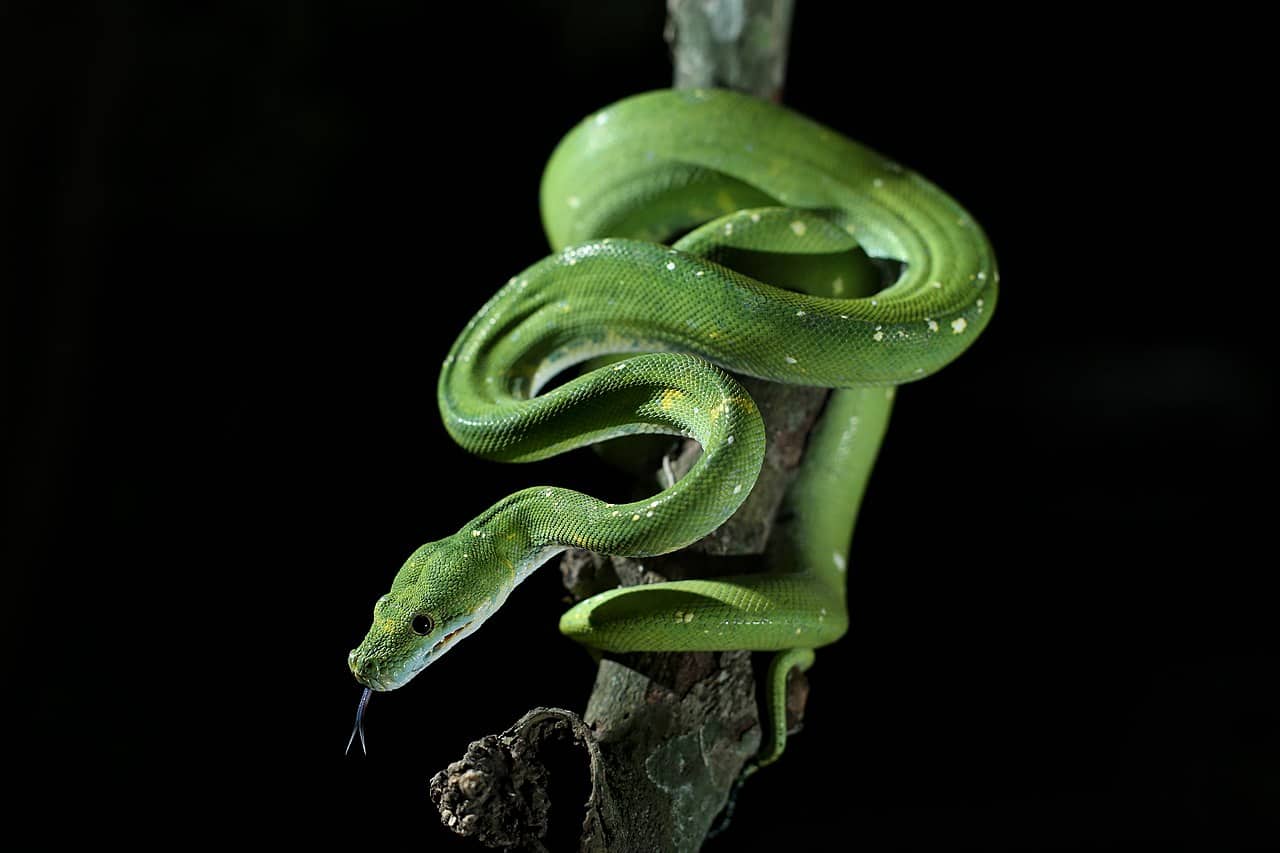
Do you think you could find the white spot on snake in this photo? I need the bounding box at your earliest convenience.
[789,220,807,236]
[926,319,940,333]
[544,489,553,497]
[750,212,761,222]
[666,261,676,271]
[612,510,620,516]
[727,435,735,444]
[733,484,742,494]
[724,222,733,236]
[873,331,885,342]
[915,367,925,374]
[650,501,660,507]
[594,112,608,125]
[613,363,626,371]
[839,314,849,319]
[674,611,684,622]
[951,317,968,334]
[695,270,705,277]
[472,530,481,537]
[832,554,846,575]
[871,299,879,306]
[977,271,987,280]
[646,511,654,518]
[795,627,803,635]
[784,356,797,364]
[977,298,985,312]
[795,310,806,317]
[519,279,528,289]
[632,514,640,522]
[930,281,943,289]
[832,277,845,295]
[873,178,884,188]
[567,196,580,209]
[684,612,695,623]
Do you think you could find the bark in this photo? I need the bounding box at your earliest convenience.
[429,3,809,849]
[666,0,795,102]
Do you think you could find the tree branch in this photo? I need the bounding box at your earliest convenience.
[666,0,795,101]
[430,4,806,849]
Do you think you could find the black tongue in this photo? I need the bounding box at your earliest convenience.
[345,687,372,756]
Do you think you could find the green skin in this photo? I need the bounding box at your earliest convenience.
[349,88,996,765]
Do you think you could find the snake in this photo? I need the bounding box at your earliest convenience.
[347,88,996,765]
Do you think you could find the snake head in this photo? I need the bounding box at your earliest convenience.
[348,534,511,691]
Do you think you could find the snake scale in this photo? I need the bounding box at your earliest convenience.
[348,88,996,764]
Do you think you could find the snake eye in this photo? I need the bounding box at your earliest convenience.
[411,615,434,636]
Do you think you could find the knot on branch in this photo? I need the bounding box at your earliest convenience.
[429,707,601,850]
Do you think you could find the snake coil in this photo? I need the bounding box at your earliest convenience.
[349,88,996,763]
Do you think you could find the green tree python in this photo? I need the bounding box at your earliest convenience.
[347,88,997,766]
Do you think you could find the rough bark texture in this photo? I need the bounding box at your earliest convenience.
[562,379,828,851]
[429,4,810,850]
[666,0,795,101]
[430,708,605,851]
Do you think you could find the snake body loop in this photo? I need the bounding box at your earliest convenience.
[350,89,995,758]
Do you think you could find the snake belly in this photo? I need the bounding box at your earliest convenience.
[349,87,995,695]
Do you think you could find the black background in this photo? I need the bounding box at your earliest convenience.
[6,2,1274,846]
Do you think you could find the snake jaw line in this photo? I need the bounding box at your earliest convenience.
[431,620,475,655]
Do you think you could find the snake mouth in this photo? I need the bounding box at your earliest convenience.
[431,619,474,655]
